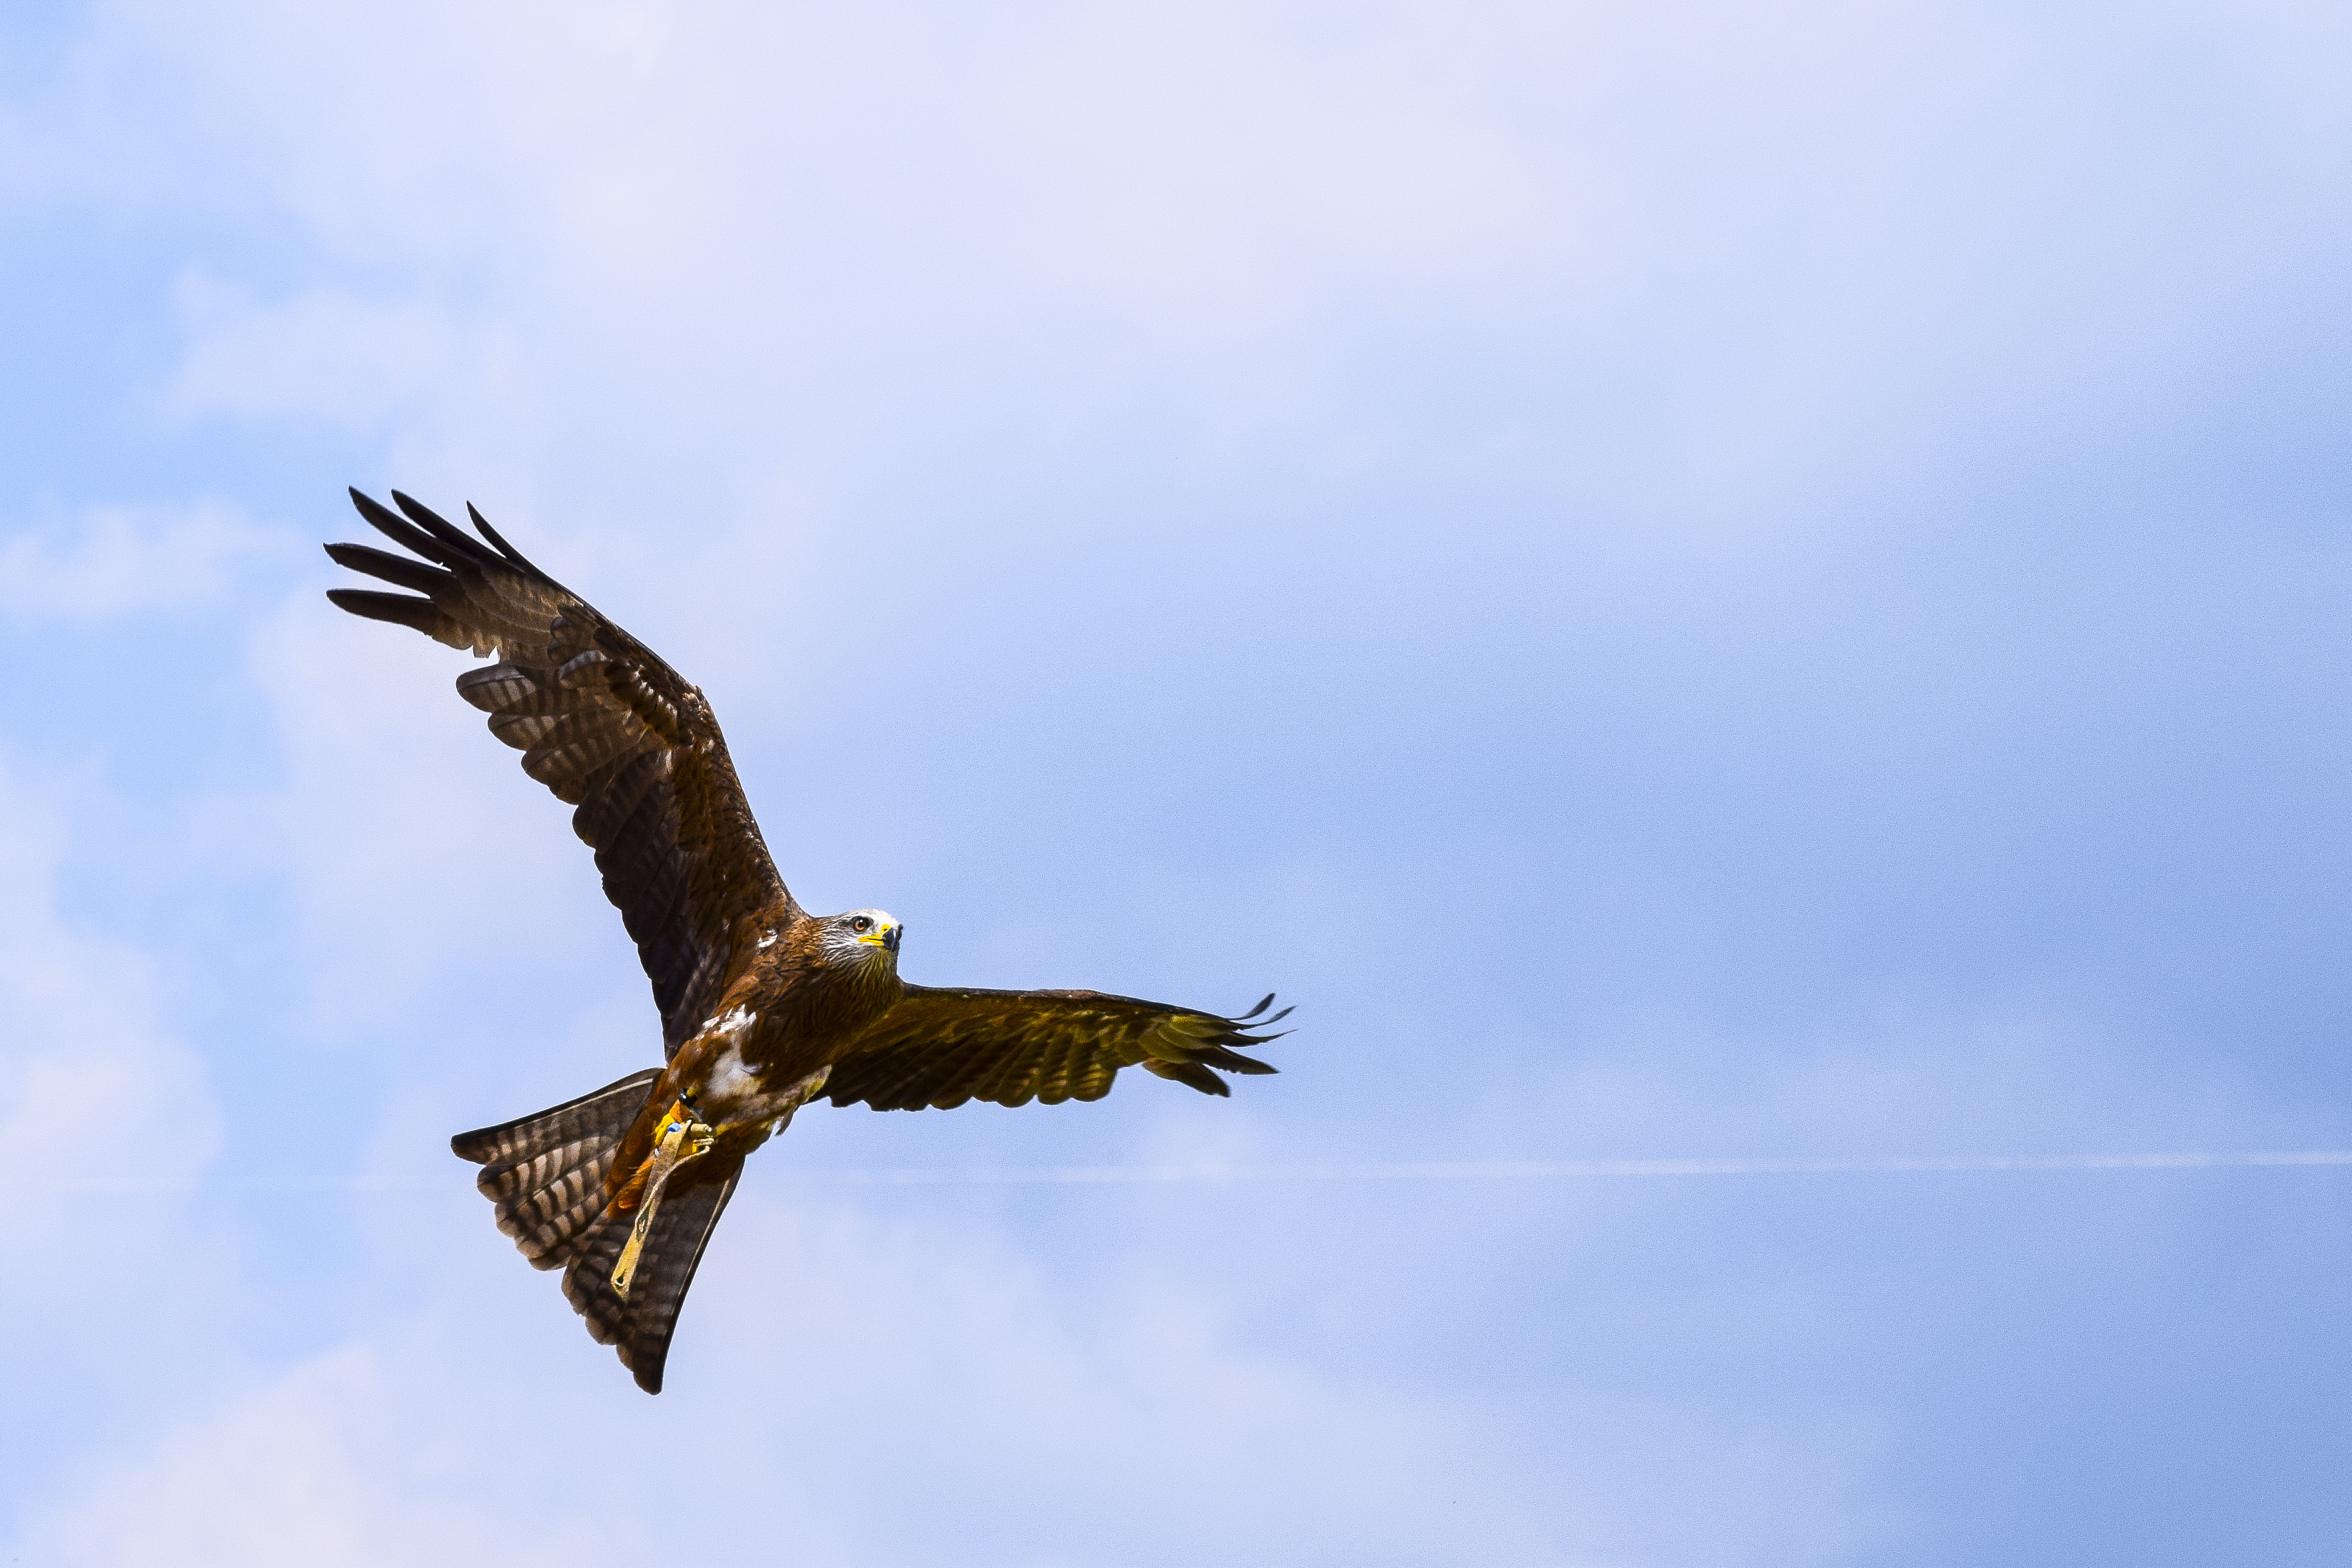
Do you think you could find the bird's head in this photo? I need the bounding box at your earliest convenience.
[826,908,902,970]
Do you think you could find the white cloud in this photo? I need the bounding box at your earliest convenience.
[0,499,281,620]
[159,273,483,428]
[0,763,219,1193]
[37,1,1577,483]
[8,1344,608,1568]
[11,1187,1878,1567]
[45,0,2330,547]
[0,759,235,1453]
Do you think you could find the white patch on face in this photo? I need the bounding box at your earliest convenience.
[841,908,900,956]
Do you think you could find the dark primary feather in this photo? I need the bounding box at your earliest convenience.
[325,489,792,1056]
[825,988,1288,1111]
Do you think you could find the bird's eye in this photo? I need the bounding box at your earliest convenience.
[851,916,871,932]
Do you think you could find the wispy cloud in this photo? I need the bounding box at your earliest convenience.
[157,275,481,430]
[0,499,283,620]
[0,763,220,1189]
[9,1191,1879,1567]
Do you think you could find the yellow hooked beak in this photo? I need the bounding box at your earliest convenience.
[857,922,901,954]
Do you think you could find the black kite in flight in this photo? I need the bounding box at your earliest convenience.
[325,490,1286,1393]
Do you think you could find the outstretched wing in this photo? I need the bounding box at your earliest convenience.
[325,489,792,1055]
[824,989,1289,1110]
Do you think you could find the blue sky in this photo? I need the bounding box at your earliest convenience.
[4,2,2351,1563]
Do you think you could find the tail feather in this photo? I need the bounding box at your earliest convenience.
[452,1069,659,1271]
[453,1068,740,1394]
[507,1146,629,1269]
[562,1207,635,1349]
[613,1170,739,1393]
[559,1165,742,1394]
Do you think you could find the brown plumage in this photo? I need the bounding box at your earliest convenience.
[327,489,1288,1394]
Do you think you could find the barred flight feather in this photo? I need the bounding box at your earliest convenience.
[452,661,537,712]
[488,711,562,748]
[576,753,669,846]
[1145,1059,1228,1095]
[601,815,681,905]
[524,726,645,798]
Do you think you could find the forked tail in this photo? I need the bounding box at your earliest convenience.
[451,1069,742,1394]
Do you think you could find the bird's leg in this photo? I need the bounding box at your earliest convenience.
[609,1098,714,1300]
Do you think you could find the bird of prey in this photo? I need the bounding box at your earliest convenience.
[324,489,1288,1394]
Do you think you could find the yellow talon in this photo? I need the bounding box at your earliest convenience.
[611,1103,715,1300]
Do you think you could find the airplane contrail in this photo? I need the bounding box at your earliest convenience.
[779,1150,2352,1187]
[34,1150,2352,1195]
